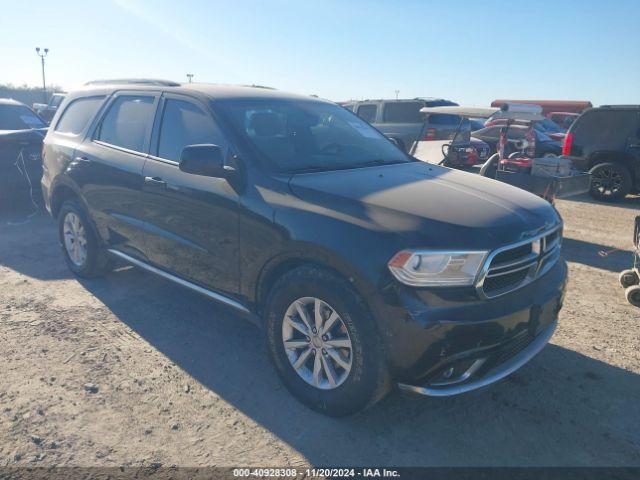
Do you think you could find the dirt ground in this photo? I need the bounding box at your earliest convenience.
[0,193,639,468]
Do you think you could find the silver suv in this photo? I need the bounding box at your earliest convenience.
[343,98,457,152]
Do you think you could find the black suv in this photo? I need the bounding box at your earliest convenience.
[564,105,640,201]
[42,81,567,416]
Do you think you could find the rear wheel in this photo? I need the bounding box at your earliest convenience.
[625,285,640,308]
[589,162,632,202]
[264,265,389,416]
[58,199,112,278]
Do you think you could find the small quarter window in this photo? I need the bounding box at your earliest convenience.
[55,96,104,135]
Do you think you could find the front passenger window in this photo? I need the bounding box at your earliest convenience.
[158,99,224,162]
[97,95,155,153]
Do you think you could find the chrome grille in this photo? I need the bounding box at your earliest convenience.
[477,226,562,299]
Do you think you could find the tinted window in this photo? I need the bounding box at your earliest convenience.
[0,105,46,130]
[158,99,224,162]
[383,102,423,123]
[356,104,377,123]
[97,96,155,152]
[220,99,410,173]
[55,96,104,135]
[574,110,638,145]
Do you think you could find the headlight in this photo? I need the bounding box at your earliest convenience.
[388,250,488,287]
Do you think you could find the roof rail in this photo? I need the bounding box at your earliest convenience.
[84,79,180,87]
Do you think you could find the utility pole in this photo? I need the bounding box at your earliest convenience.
[186,73,194,83]
[35,47,49,102]
[394,90,399,100]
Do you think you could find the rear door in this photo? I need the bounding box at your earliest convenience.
[72,91,159,259]
[139,93,240,296]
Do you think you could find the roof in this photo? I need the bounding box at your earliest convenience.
[0,98,27,106]
[84,79,180,87]
[598,105,640,109]
[420,106,499,118]
[73,80,323,103]
[420,104,545,121]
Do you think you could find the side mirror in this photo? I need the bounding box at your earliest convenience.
[179,144,229,178]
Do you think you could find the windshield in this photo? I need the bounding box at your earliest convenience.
[0,105,46,130]
[219,99,411,173]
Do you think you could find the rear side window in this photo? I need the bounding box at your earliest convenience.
[55,96,104,135]
[97,95,155,152]
[573,110,638,145]
[157,99,225,162]
[383,102,423,123]
[356,104,377,123]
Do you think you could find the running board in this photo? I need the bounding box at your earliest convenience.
[107,249,251,314]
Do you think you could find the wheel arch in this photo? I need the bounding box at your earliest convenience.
[254,245,376,317]
[588,150,635,172]
[50,182,83,218]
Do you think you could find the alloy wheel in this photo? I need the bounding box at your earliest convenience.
[592,167,623,197]
[63,212,88,267]
[281,297,353,390]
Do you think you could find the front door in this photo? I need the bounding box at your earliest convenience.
[140,94,240,297]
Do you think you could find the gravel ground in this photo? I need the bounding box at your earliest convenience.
[0,193,639,468]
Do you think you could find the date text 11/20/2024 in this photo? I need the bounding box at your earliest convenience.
[233,468,400,478]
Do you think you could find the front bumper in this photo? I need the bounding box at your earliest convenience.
[368,258,567,390]
[398,319,556,396]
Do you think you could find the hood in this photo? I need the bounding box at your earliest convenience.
[288,162,560,250]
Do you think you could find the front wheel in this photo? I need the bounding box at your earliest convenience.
[264,266,389,416]
[589,162,632,202]
[619,269,640,288]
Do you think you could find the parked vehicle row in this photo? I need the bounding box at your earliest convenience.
[347,96,638,202]
[41,80,567,416]
[33,92,67,124]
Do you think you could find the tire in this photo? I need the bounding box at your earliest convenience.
[479,153,500,178]
[625,285,640,308]
[588,162,632,202]
[619,269,640,288]
[58,199,113,278]
[264,265,389,416]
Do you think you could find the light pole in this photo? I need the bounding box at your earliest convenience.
[186,73,194,83]
[35,47,49,102]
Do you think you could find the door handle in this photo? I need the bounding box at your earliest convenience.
[73,156,90,163]
[144,176,167,187]
[629,144,640,149]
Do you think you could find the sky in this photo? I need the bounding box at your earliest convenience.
[1,0,639,106]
